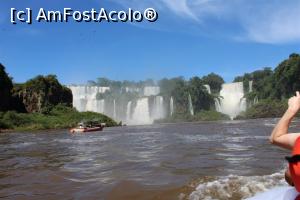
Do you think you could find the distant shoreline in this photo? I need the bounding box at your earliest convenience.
[0,117,281,134]
[0,127,71,134]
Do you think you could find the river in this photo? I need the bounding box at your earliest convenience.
[0,119,297,200]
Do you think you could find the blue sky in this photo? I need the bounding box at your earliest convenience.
[0,0,299,84]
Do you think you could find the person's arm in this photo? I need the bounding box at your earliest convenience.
[269,91,300,150]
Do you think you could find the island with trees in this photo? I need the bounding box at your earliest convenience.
[0,64,117,132]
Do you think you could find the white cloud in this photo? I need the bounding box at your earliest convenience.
[161,0,198,20]
[109,0,300,44]
[240,1,300,44]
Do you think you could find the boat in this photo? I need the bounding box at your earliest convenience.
[70,122,104,133]
[246,186,299,200]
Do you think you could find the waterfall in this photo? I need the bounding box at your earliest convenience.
[170,97,174,116]
[131,98,152,125]
[249,81,253,93]
[240,98,247,112]
[69,85,167,125]
[126,101,132,121]
[217,82,246,119]
[68,85,109,112]
[68,83,248,124]
[152,96,165,119]
[215,98,221,112]
[204,84,211,94]
[113,99,116,119]
[188,94,194,116]
[68,86,87,112]
[86,92,97,112]
[125,87,140,93]
[97,99,105,113]
[254,96,259,104]
[127,96,166,125]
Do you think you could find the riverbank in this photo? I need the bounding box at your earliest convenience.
[235,99,288,120]
[155,110,230,123]
[0,104,118,132]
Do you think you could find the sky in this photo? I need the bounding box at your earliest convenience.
[0,0,299,84]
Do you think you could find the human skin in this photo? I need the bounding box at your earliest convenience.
[270,91,300,186]
[270,91,300,150]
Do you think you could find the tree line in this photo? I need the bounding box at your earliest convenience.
[234,53,300,119]
[234,53,300,101]
[0,63,72,113]
[1,52,299,121]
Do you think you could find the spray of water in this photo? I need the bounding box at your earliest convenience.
[189,171,286,200]
[216,82,246,119]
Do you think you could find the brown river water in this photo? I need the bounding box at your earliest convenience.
[0,119,299,200]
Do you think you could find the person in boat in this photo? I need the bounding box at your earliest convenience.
[78,123,85,129]
[270,91,300,190]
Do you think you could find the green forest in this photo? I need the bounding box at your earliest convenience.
[0,64,117,131]
[235,53,300,119]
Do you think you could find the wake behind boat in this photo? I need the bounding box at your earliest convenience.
[70,122,104,133]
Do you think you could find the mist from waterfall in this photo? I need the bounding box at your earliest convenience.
[144,86,160,96]
[216,82,246,119]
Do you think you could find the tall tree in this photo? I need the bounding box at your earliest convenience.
[272,53,300,99]
[234,67,273,97]
[13,75,72,113]
[0,64,13,111]
[202,73,224,94]
[189,77,214,112]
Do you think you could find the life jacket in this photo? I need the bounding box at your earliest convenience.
[286,137,300,192]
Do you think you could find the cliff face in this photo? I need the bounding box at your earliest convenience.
[12,75,72,113]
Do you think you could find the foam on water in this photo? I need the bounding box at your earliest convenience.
[189,171,286,200]
[264,122,277,127]
[9,142,35,148]
[175,133,222,143]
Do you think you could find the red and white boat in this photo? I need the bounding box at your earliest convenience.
[70,123,104,133]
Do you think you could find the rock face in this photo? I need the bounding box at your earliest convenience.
[12,75,72,113]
